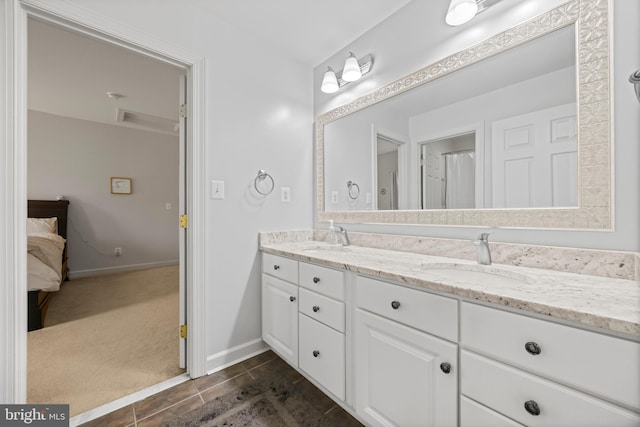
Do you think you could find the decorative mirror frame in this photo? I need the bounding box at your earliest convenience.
[316,0,611,230]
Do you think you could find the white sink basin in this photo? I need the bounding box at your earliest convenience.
[420,262,533,286]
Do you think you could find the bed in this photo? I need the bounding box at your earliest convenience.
[27,199,70,331]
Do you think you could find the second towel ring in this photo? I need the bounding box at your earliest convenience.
[254,170,274,195]
[347,180,360,200]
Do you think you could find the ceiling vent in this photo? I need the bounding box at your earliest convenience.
[116,108,179,135]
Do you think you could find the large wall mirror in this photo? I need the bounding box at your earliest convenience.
[316,0,611,229]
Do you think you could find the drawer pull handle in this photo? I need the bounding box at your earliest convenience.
[391,300,401,310]
[440,362,451,374]
[273,265,280,270]
[313,350,320,358]
[524,400,541,416]
[313,277,320,283]
[525,341,542,355]
[289,296,296,302]
[312,305,320,312]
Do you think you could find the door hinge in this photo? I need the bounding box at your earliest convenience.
[180,104,187,118]
[180,324,188,339]
[180,214,188,229]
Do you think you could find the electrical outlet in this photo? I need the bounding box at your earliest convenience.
[281,187,291,202]
[114,247,122,256]
[331,191,339,204]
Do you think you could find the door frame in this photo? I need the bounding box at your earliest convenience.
[1,0,207,403]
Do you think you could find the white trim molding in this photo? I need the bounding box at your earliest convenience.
[205,338,269,374]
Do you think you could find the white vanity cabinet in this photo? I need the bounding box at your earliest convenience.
[261,253,299,366]
[460,302,640,426]
[297,262,347,401]
[354,276,459,427]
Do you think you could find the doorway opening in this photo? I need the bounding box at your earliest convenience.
[26,17,187,416]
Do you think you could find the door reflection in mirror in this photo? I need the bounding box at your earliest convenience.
[420,132,476,209]
[376,135,402,210]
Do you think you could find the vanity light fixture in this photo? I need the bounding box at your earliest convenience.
[342,52,362,82]
[445,0,503,26]
[321,67,340,94]
[445,0,478,26]
[320,53,373,94]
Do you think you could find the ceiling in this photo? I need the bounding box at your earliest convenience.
[27,0,413,133]
[187,0,413,68]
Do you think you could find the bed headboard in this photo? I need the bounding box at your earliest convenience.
[27,200,70,239]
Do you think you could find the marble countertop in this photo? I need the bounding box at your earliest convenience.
[260,240,640,338]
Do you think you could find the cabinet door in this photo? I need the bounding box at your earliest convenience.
[299,314,345,401]
[354,309,458,427]
[262,274,298,366]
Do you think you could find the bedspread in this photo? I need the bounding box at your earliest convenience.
[27,231,66,292]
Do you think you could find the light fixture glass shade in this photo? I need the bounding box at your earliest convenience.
[445,0,478,26]
[321,67,339,93]
[342,52,362,82]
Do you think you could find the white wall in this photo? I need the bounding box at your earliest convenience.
[28,110,179,276]
[314,0,640,253]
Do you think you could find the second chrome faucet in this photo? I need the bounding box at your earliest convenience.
[472,233,492,265]
[329,220,350,246]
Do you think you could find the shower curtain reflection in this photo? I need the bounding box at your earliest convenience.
[444,150,475,209]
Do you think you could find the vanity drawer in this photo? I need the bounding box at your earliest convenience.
[262,253,298,283]
[461,302,640,411]
[356,276,458,342]
[299,313,345,401]
[299,262,345,301]
[299,288,345,333]
[461,350,640,426]
[460,396,524,427]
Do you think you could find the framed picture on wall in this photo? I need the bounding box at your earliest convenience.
[111,177,132,194]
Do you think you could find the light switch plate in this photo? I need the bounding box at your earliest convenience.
[211,180,225,199]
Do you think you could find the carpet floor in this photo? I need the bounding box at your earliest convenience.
[27,266,185,416]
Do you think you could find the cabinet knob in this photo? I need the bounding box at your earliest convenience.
[524,400,541,416]
[525,341,542,355]
[313,277,320,283]
[313,350,320,358]
[273,265,280,270]
[440,362,452,374]
[289,296,296,302]
[312,305,320,312]
[391,300,401,310]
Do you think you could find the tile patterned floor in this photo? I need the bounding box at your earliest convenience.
[80,351,363,426]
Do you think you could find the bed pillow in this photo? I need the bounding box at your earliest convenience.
[27,217,58,234]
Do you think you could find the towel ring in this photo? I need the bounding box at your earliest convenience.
[347,180,360,200]
[254,170,274,195]
[630,70,640,104]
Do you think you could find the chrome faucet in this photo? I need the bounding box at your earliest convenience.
[329,221,350,246]
[472,233,492,265]
[334,226,350,246]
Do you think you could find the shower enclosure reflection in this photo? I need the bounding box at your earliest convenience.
[419,132,476,209]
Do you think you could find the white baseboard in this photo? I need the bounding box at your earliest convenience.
[69,260,179,279]
[205,338,268,375]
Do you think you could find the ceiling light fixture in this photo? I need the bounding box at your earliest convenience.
[106,92,124,100]
[445,0,478,26]
[445,0,503,26]
[320,53,373,94]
